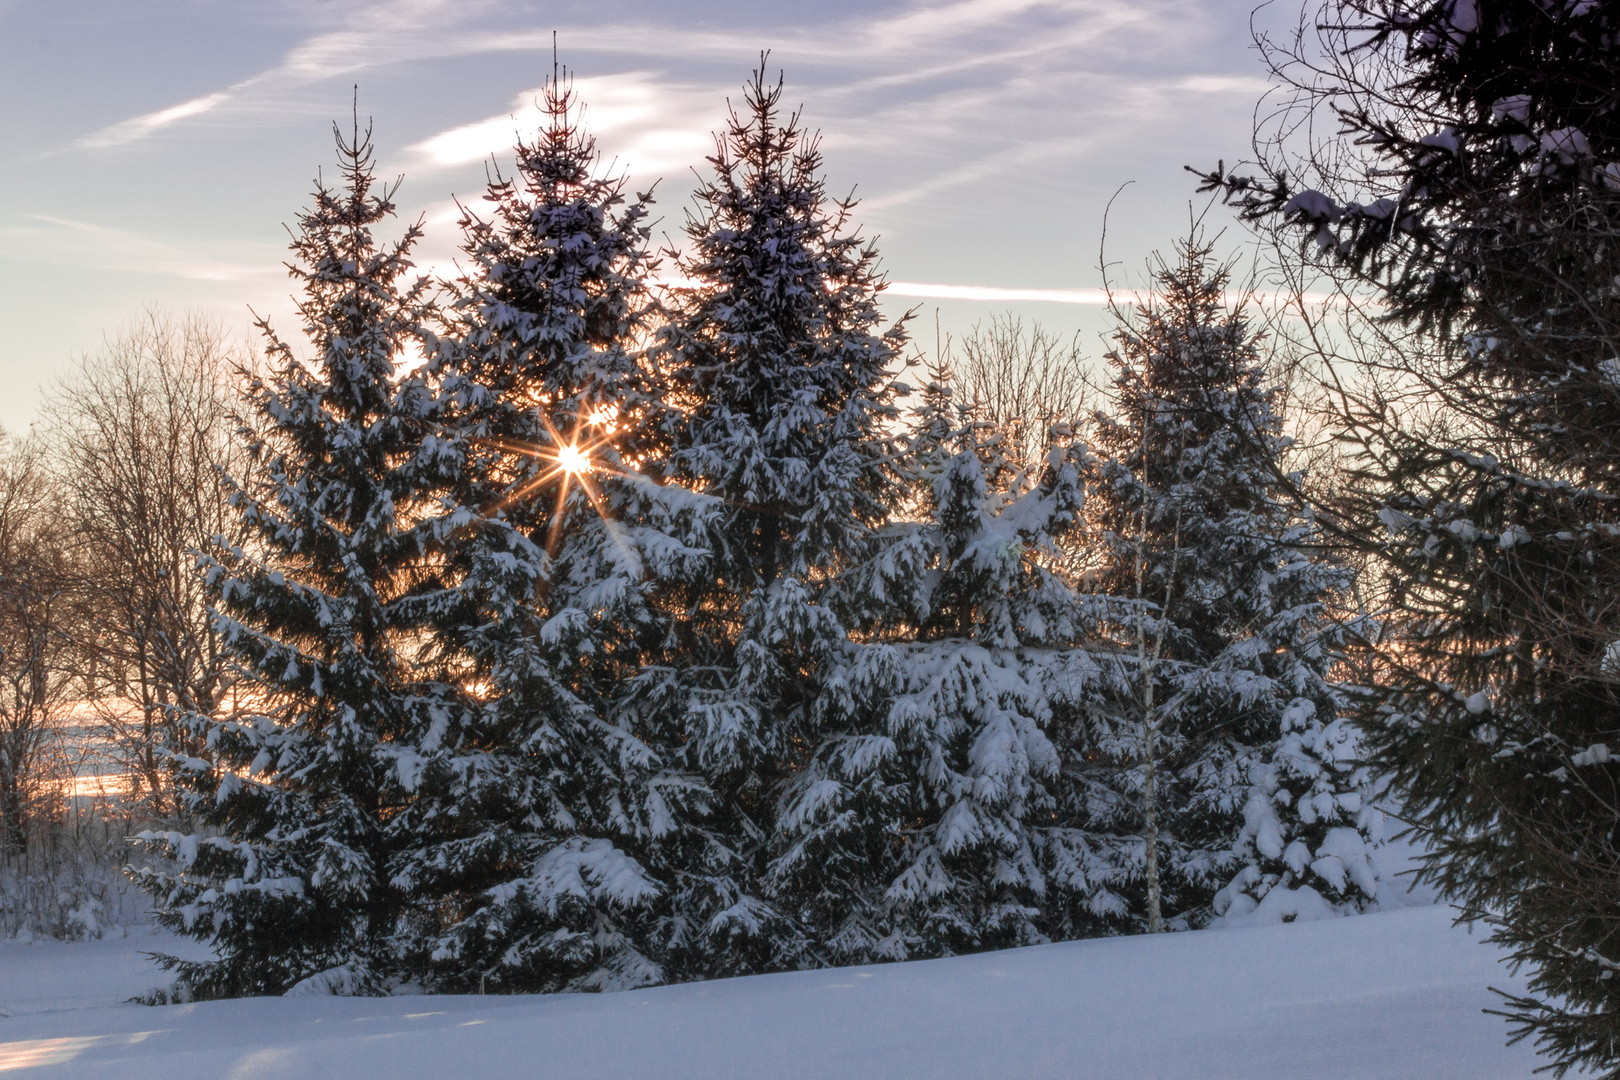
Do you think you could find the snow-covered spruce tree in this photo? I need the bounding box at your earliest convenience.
[388,73,710,994]
[768,359,1099,963]
[1073,240,1372,933]
[132,117,440,999]
[1201,2,1620,1071]
[648,61,908,978]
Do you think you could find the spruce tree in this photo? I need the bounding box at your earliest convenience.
[1203,1,1620,1069]
[133,115,438,998]
[1213,693,1378,925]
[648,60,908,977]
[387,71,707,993]
[1072,240,1370,933]
[770,361,1095,962]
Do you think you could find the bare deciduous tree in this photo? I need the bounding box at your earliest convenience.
[952,314,1087,475]
[44,312,256,818]
[0,432,72,858]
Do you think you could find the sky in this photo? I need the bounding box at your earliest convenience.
[0,0,1288,434]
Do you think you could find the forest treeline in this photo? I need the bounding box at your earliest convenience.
[3,66,1374,990]
[5,0,1620,1073]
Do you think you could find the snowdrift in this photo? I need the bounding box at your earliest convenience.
[0,905,1546,1079]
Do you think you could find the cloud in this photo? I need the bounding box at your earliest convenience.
[888,281,1348,308]
[856,0,1129,56]
[42,0,1266,309]
[70,0,473,151]
[404,73,720,182]
[9,215,281,283]
[69,0,1173,155]
[889,281,1112,304]
[77,91,234,149]
[1177,74,1273,95]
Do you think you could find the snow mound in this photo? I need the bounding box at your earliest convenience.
[0,906,1546,1079]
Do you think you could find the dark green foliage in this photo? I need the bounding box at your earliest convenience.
[132,115,439,998]
[1067,241,1365,932]
[649,60,910,978]
[1204,1,1620,1072]
[769,362,1094,964]
[388,73,706,994]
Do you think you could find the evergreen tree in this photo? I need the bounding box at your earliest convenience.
[1072,240,1370,933]
[647,60,908,977]
[388,72,708,994]
[769,360,1096,963]
[1203,1,1620,1070]
[134,115,438,998]
[1213,692,1378,925]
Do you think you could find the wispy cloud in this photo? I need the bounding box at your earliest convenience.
[404,73,721,182]
[69,0,1174,153]
[888,281,1347,307]
[9,215,281,283]
[1176,74,1273,95]
[889,281,1113,304]
[855,0,1139,57]
[71,0,476,150]
[77,91,234,149]
[38,0,1263,296]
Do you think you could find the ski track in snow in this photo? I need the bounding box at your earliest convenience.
[0,906,1551,1079]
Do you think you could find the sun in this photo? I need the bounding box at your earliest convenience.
[555,443,591,475]
[476,409,617,546]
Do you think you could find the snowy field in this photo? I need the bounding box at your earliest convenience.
[0,906,1547,1079]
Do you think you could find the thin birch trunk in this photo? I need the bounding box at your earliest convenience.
[1134,408,1186,935]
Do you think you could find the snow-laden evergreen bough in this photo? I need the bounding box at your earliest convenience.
[1201,0,1620,1073]
[387,73,713,994]
[1066,241,1376,934]
[133,115,443,999]
[769,364,1102,963]
[648,60,911,978]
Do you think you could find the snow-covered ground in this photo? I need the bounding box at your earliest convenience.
[0,906,1546,1079]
